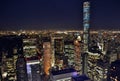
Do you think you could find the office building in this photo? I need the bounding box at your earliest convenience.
[64,40,75,68]
[16,54,28,81]
[50,68,77,81]
[0,36,23,81]
[23,35,38,59]
[43,37,52,75]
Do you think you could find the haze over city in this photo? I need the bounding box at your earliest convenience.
[0,0,120,30]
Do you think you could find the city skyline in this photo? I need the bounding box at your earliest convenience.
[0,30,120,81]
[0,0,120,30]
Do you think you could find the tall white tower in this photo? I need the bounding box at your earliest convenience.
[83,1,90,52]
[83,1,90,75]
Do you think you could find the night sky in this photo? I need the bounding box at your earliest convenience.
[0,0,120,30]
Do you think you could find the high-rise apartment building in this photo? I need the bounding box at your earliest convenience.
[51,34,64,68]
[54,38,64,69]
[30,64,41,81]
[64,40,75,67]
[16,54,28,81]
[43,37,52,75]
[83,1,90,75]
[0,36,23,81]
[23,36,37,58]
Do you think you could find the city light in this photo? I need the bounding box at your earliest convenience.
[0,1,120,81]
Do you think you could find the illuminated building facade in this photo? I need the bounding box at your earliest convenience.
[73,32,83,74]
[2,57,16,81]
[54,38,64,69]
[23,35,42,81]
[83,1,90,75]
[43,38,52,75]
[0,36,23,81]
[64,40,75,68]
[74,40,81,73]
[26,60,41,81]
[23,36,37,58]
[83,1,90,52]
[51,34,64,68]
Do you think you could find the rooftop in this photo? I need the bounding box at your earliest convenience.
[51,68,76,75]
[72,75,90,81]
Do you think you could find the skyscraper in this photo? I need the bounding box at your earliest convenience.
[0,35,23,81]
[64,40,74,67]
[43,37,52,75]
[83,1,90,54]
[83,1,90,75]
[30,64,41,81]
[23,36,37,58]
[51,34,64,68]
[16,54,28,81]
